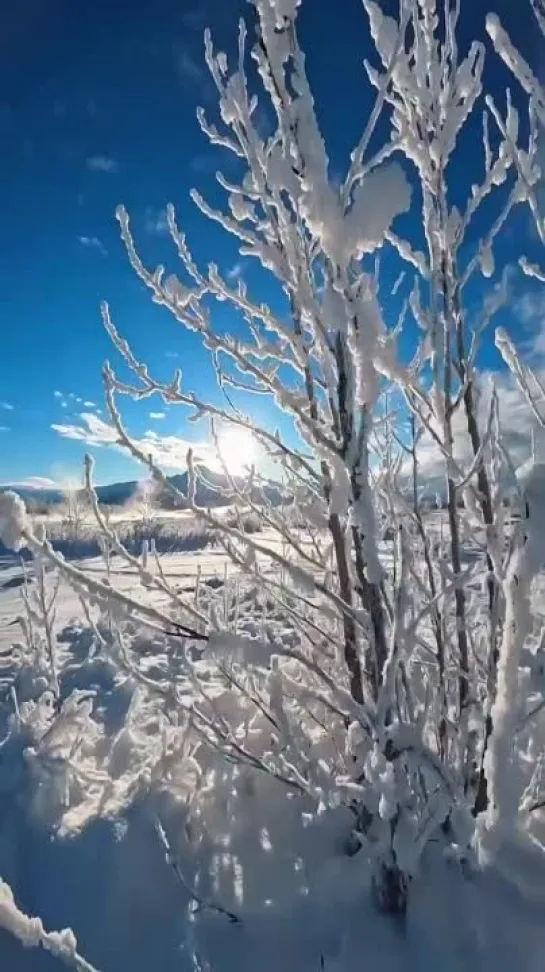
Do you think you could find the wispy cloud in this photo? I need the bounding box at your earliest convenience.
[175,47,205,86]
[514,286,545,360]
[52,413,211,472]
[0,426,9,432]
[190,152,217,175]
[227,262,244,282]
[173,40,215,102]
[516,290,545,324]
[55,390,98,410]
[526,328,545,360]
[86,154,119,174]
[0,401,13,411]
[78,235,107,256]
[149,412,166,420]
[144,207,169,236]
[53,390,69,410]
[165,351,179,359]
[181,7,205,30]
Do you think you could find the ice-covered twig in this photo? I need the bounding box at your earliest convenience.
[0,879,101,972]
[153,816,241,924]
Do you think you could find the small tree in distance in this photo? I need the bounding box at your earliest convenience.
[60,479,90,541]
[3,0,545,948]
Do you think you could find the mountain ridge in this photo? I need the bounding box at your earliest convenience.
[1,466,284,509]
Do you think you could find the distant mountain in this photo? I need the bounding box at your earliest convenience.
[1,467,285,510]
[95,480,140,506]
[152,468,284,509]
[0,485,65,505]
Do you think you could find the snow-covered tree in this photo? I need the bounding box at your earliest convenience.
[2,0,545,952]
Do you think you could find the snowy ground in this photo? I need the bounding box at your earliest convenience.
[0,535,232,971]
[0,549,228,656]
[0,515,301,655]
[1,522,545,971]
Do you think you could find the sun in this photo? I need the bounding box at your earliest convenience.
[215,426,257,475]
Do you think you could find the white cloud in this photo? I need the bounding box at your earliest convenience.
[51,412,211,472]
[52,413,119,447]
[149,412,166,420]
[1,477,56,490]
[412,369,543,491]
[0,426,9,432]
[84,400,96,408]
[78,235,107,256]
[0,401,13,410]
[53,390,63,398]
[142,430,211,470]
[86,154,119,173]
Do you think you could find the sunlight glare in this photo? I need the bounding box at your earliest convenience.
[215,426,257,475]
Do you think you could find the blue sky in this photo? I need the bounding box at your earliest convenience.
[0,0,543,488]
